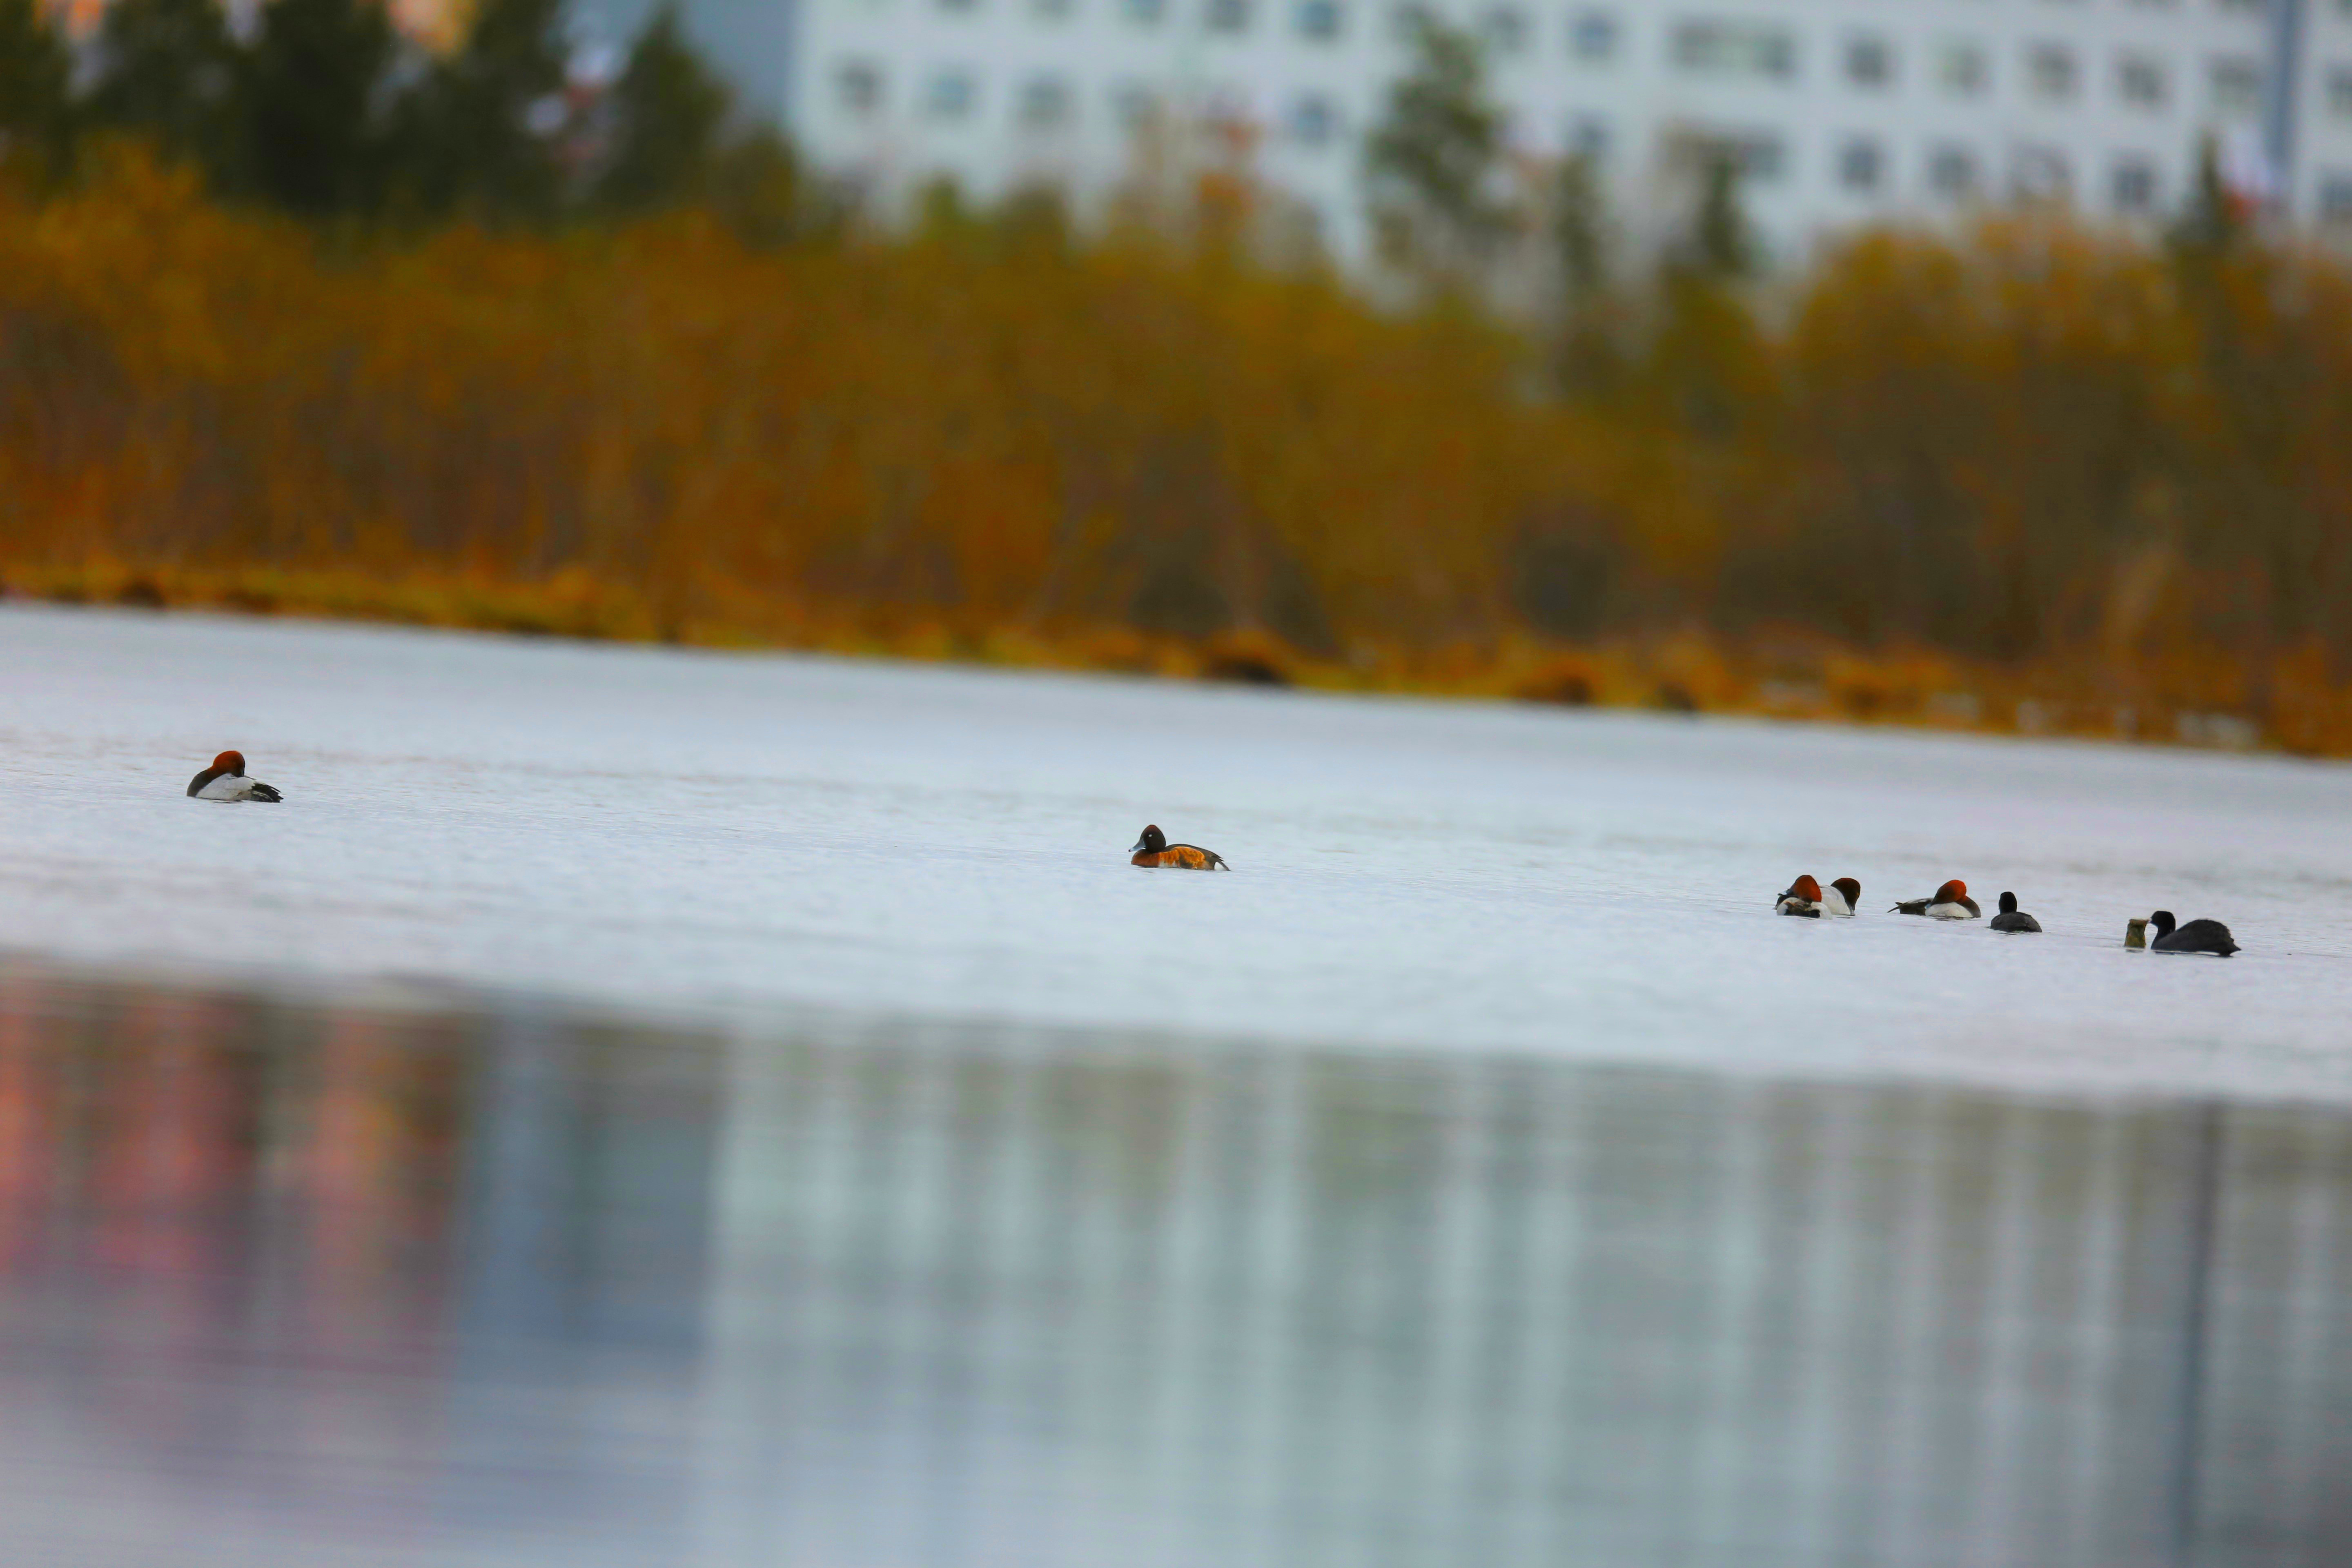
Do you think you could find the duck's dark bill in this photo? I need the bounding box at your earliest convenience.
[0,960,2342,1567]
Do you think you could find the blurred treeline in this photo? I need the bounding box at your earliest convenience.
[0,0,796,231]
[3,4,2350,751]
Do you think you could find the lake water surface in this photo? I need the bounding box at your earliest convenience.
[3,606,2350,1566]
[2,605,2348,1101]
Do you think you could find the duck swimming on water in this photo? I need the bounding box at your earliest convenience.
[186,750,283,803]
[2149,910,2239,956]
[1775,875,1826,917]
[1989,891,2041,933]
[1130,825,1230,870]
[1820,877,1861,917]
[1891,880,1980,920]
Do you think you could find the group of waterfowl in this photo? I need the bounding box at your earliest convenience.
[183,752,2237,956]
[1773,873,2241,956]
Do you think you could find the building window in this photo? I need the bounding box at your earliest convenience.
[1018,75,1073,128]
[1206,0,1250,31]
[1295,0,1341,39]
[1936,40,1988,96]
[2210,58,2263,119]
[2330,67,2352,121]
[2112,158,2158,213]
[925,69,976,119]
[2026,44,2078,102]
[1290,92,1338,146]
[2013,145,2072,201]
[1566,115,1608,160]
[1569,10,1616,60]
[1929,144,1980,199]
[1483,5,1527,53]
[1111,82,1158,130]
[1839,137,1883,192]
[1845,35,1891,88]
[2119,55,2168,109]
[1671,21,1795,80]
[835,62,883,116]
[1682,131,1784,182]
[1124,0,1165,21]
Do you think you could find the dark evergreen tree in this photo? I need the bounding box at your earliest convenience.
[85,0,241,183]
[2168,135,2247,263]
[1550,152,1624,401]
[0,0,73,177]
[396,0,568,222]
[707,122,801,247]
[1364,13,1510,285]
[595,3,730,214]
[241,0,394,216]
[1551,151,1607,302]
[1686,150,1755,283]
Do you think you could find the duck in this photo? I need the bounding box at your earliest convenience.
[1890,879,1980,920]
[186,750,283,803]
[2148,910,2239,957]
[1820,877,1862,917]
[1989,891,2041,933]
[1129,824,1229,870]
[1775,875,1825,917]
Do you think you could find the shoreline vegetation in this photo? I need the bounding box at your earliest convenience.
[3,0,2349,758]
[0,557,2324,757]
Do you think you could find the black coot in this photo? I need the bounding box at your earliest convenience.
[2148,910,2239,957]
[1989,891,2041,933]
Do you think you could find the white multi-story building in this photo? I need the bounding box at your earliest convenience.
[782,0,2352,264]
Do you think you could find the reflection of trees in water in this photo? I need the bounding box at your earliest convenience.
[0,968,2348,1566]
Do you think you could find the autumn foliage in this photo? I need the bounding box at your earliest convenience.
[4,154,2351,752]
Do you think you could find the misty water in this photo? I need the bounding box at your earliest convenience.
[3,605,2351,1566]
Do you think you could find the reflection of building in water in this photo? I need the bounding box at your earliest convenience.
[0,979,62,1267]
[698,1035,2352,1568]
[0,969,2346,1566]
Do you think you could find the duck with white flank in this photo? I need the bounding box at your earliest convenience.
[1989,891,2042,933]
[1891,879,1980,920]
[1775,875,1826,917]
[2148,910,2239,956]
[1778,875,1863,918]
[186,750,283,803]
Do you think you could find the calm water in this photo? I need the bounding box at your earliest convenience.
[2,605,2350,1101]
[4,607,2350,1564]
[2,964,2348,1567]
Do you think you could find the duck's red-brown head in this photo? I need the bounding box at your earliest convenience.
[1935,878,1967,902]
[1130,824,1167,855]
[1831,877,1861,906]
[212,750,247,776]
[1788,874,1823,903]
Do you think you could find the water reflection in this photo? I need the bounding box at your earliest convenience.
[1,964,2346,1567]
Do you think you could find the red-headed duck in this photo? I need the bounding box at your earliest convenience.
[1891,879,1980,920]
[1775,875,1825,917]
[1820,877,1862,917]
[1990,891,2042,933]
[2148,910,2238,956]
[1130,824,1229,870]
[187,750,283,803]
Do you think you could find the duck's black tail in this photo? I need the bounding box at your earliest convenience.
[251,783,284,803]
[1209,852,1231,870]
